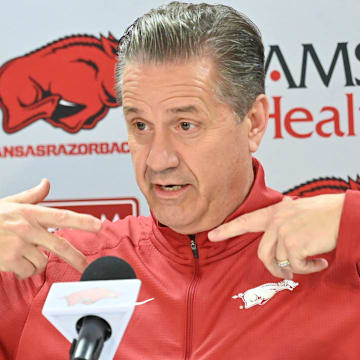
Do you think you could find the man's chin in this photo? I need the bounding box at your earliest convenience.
[152,209,195,234]
[153,209,212,235]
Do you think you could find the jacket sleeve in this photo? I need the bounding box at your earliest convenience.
[336,190,360,267]
[0,271,45,360]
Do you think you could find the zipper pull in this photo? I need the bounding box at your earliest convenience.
[189,235,199,259]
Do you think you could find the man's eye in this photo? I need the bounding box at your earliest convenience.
[135,122,147,131]
[179,121,193,131]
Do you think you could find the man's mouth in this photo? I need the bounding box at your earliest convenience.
[157,184,186,192]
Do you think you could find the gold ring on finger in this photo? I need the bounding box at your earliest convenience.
[276,259,291,268]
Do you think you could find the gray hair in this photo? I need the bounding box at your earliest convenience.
[116,2,264,119]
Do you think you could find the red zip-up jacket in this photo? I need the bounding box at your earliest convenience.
[1,161,360,359]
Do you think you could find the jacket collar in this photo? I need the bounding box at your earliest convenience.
[150,158,283,265]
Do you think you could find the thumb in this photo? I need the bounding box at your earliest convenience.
[208,206,272,242]
[2,179,50,204]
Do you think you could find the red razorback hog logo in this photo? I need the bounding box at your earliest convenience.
[284,175,360,197]
[0,33,120,133]
[65,288,121,306]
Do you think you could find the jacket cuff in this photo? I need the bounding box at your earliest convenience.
[337,190,360,264]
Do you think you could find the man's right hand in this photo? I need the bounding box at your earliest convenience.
[0,179,102,279]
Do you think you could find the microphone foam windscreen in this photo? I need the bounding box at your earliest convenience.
[81,256,136,281]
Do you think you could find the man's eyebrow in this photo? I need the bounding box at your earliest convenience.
[168,105,199,114]
[123,106,143,116]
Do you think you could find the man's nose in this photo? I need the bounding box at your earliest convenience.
[146,131,179,172]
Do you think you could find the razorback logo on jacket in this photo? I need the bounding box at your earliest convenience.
[232,280,299,309]
[0,33,120,134]
[284,175,360,197]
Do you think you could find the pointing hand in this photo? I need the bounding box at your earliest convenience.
[208,194,345,279]
[0,180,102,279]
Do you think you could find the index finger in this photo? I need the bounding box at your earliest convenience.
[28,205,102,232]
[208,206,271,242]
[34,230,89,273]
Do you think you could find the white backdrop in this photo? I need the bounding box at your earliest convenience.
[1,0,359,218]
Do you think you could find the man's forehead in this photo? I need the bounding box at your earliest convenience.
[121,58,224,116]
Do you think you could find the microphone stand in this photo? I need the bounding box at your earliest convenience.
[70,316,112,360]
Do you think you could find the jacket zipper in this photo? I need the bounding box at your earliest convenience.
[184,234,200,360]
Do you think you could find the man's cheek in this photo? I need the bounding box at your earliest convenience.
[127,141,143,160]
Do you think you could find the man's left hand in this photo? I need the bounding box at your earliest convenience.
[208,194,345,279]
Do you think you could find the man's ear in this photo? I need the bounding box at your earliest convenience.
[246,94,269,153]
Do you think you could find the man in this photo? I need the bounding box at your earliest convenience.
[1,2,359,359]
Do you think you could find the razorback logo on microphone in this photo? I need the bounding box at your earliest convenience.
[65,288,121,306]
[0,33,120,134]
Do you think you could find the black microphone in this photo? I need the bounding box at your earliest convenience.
[69,256,136,360]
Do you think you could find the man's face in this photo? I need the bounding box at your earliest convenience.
[122,58,255,234]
